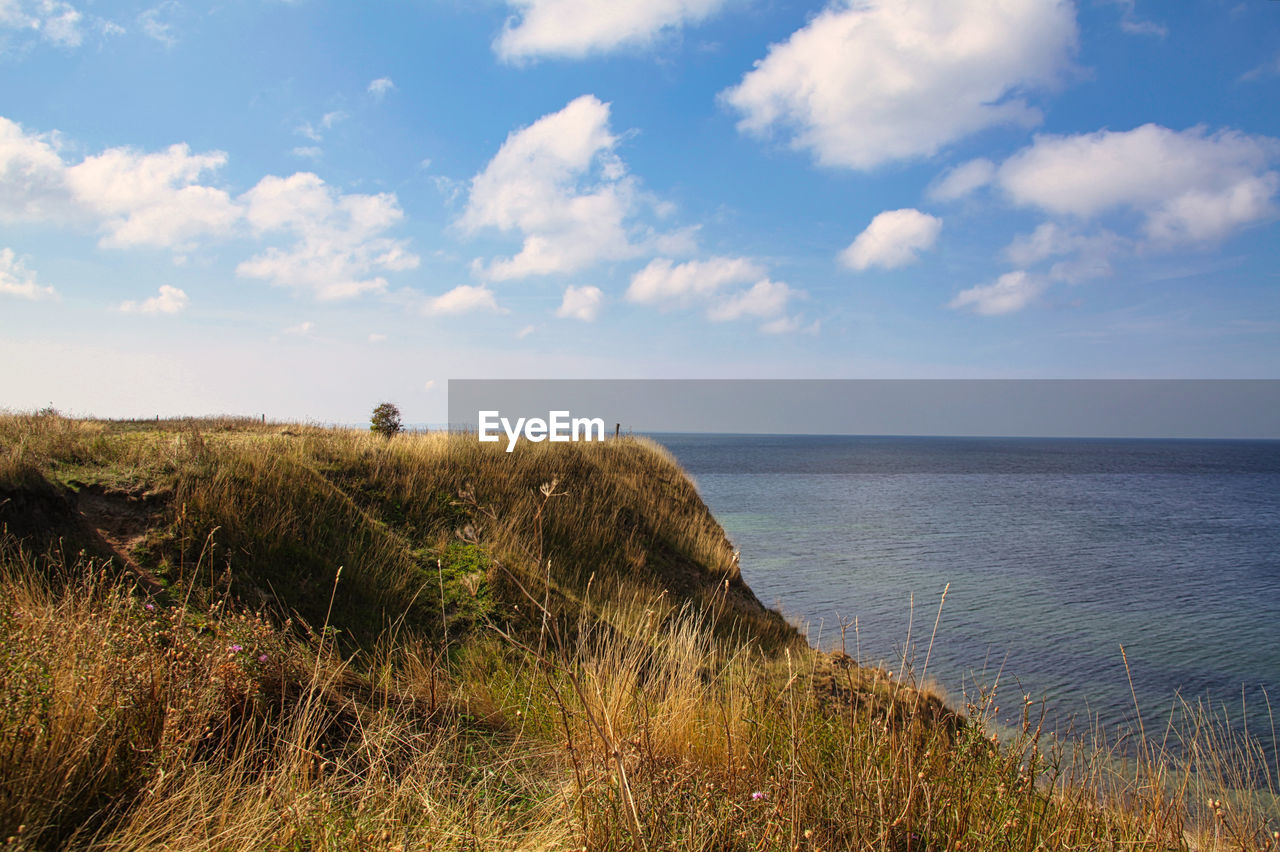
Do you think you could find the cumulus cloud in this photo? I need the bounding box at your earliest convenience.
[0,0,84,48]
[839,209,942,271]
[997,123,1280,245]
[367,77,395,98]
[118,284,188,314]
[556,284,602,321]
[0,116,72,222]
[949,270,1045,315]
[928,158,996,202]
[0,115,420,300]
[626,256,806,331]
[425,284,501,315]
[0,247,57,300]
[238,172,419,300]
[625,256,764,305]
[66,144,239,248]
[707,279,797,321]
[494,0,727,62]
[1,117,238,247]
[460,95,647,281]
[722,0,1077,170]
[0,120,239,248]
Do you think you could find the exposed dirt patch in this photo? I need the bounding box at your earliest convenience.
[71,483,169,593]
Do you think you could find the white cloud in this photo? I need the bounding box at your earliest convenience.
[1106,0,1165,37]
[0,115,420,300]
[137,1,178,47]
[0,247,57,300]
[367,77,395,98]
[283,320,314,335]
[949,270,1045,315]
[707,278,796,321]
[0,116,72,222]
[1002,222,1121,283]
[0,0,84,48]
[1003,222,1081,266]
[425,284,501,315]
[556,284,602,321]
[494,0,727,62]
[66,143,239,248]
[118,284,188,314]
[1240,52,1280,83]
[840,208,942,271]
[296,112,344,144]
[460,95,646,280]
[368,332,387,343]
[238,172,419,300]
[0,119,239,249]
[291,146,322,159]
[626,256,764,306]
[997,124,1280,244]
[722,0,1077,170]
[627,255,805,329]
[515,323,536,339]
[928,158,996,202]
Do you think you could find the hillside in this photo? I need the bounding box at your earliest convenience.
[0,414,799,652]
[0,413,1273,850]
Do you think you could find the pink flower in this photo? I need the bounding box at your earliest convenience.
[751,791,767,802]
[258,654,268,663]
[229,644,243,653]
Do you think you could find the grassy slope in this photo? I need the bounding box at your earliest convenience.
[0,414,1276,850]
[0,414,798,652]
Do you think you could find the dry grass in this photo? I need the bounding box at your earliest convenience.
[1,414,1278,850]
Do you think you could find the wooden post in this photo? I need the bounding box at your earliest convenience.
[615,422,620,439]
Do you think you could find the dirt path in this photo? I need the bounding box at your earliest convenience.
[74,485,167,594]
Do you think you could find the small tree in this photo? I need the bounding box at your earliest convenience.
[370,402,403,438]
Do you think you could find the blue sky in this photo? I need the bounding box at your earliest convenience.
[1,0,1278,423]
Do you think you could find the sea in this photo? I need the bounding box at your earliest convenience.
[654,434,1280,763]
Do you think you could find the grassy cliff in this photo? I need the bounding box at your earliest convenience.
[0,413,1275,850]
[0,414,799,652]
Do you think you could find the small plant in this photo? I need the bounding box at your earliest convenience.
[370,402,403,438]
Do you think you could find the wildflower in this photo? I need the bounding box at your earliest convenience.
[751,791,767,802]
[258,654,268,663]
[145,602,156,612]
[229,644,244,653]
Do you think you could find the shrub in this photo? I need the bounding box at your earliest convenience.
[370,402,403,438]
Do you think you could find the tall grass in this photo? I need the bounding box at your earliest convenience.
[2,415,1278,849]
[3,538,1278,850]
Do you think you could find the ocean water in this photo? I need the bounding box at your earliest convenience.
[656,434,1280,755]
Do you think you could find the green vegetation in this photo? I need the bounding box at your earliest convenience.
[0,413,1276,850]
[369,403,403,439]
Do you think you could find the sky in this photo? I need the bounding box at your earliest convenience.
[1,0,1278,424]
